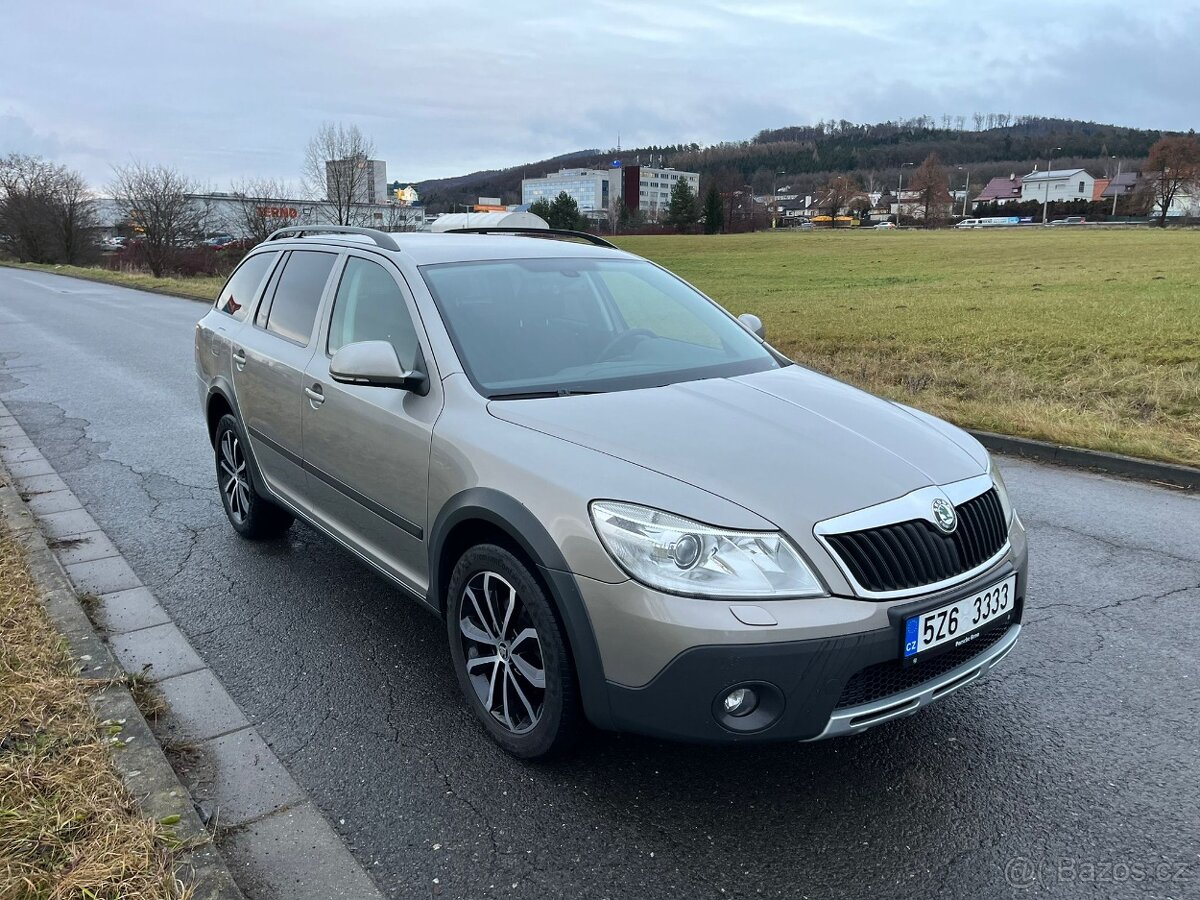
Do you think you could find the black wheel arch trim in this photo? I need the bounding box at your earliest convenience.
[430,487,614,730]
[206,383,272,500]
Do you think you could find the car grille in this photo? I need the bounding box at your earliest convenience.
[834,623,1011,709]
[824,488,1007,593]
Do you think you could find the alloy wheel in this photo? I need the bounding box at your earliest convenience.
[219,430,251,524]
[458,571,546,734]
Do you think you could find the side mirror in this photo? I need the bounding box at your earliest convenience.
[330,340,428,395]
[738,313,765,339]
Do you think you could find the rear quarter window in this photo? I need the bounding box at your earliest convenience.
[214,252,277,321]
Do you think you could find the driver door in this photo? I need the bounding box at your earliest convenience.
[300,252,442,595]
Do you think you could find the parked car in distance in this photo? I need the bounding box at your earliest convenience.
[872,221,896,229]
[1049,216,1087,226]
[195,225,1028,758]
[204,233,237,248]
[796,220,815,230]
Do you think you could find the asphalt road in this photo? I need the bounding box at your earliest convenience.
[2,266,1198,900]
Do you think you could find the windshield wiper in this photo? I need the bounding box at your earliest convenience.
[488,389,600,400]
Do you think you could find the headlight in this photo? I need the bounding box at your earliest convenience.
[589,501,825,599]
[989,460,1015,524]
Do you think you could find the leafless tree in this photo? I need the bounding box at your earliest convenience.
[109,161,207,276]
[0,154,99,263]
[1145,135,1200,227]
[55,167,100,264]
[908,153,952,226]
[607,192,625,235]
[302,122,376,226]
[227,178,301,243]
[820,175,859,226]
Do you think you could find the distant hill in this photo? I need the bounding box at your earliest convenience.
[415,116,1178,212]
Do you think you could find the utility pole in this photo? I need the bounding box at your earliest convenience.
[956,165,971,217]
[1111,156,1122,218]
[1041,147,1062,225]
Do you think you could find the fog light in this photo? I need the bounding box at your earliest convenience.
[722,687,758,717]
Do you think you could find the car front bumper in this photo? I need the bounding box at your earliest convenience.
[578,530,1028,743]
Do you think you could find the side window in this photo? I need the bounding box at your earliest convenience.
[328,257,420,369]
[215,252,276,321]
[262,250,337,345]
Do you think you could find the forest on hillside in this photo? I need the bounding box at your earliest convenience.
[416,116,1178,212]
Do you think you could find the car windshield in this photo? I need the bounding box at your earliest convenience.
[419,257,783,397]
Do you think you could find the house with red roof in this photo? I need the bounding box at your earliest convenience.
[971,174,1023,208]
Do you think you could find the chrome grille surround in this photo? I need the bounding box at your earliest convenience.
[814,473,1011,600]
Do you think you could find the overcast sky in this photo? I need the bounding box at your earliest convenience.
[4,0,1198,190]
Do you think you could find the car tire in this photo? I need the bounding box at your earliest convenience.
[446,543,581,759]
[214,414,293,540]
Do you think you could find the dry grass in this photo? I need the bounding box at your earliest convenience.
[0,523,189,899]
[6,228,1198,466]
[616,228,1200,467]
[1,262,222,303]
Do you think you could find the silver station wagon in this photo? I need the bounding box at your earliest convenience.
[195,225,1027,758]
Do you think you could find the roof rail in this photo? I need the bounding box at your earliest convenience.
[266,225,401,252]
[445,227,618,249]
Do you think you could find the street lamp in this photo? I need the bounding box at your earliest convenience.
[896,162,914,225]
[956,165,971,217]
[1041,147,1062,225]
[1110,155,1122,218]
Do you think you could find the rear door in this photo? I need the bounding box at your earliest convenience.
[300,251,441,594]
[198,249,279,398]
[232,248,339,507]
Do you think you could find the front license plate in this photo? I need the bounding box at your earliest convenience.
[902,575,1016,664]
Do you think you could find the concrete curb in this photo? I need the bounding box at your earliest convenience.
[0,401,387,900]
[968,430,1199,491]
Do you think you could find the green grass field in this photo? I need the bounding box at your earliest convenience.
[6,228,1199,467]
[616,229,1200,468]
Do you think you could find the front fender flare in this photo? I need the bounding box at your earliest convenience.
[430,488,614,730]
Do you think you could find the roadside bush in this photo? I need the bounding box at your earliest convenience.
[104,243,241,277]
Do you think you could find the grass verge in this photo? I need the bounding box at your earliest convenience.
[1,261,222,302]
[5,228,1198,467]
[616,228,1200,468]
[0,521,189,899]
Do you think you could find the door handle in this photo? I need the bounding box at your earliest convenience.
[304,384,325,406]
[232,348,247,370]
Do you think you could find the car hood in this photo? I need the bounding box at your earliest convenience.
[487,365,986,534]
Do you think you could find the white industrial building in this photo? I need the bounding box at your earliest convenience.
[633,166,700,216]
[522,168,617,214]
[93,192,426,239]
[520,164,700,219]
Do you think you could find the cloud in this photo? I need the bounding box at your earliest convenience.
[0,0,1196,189]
